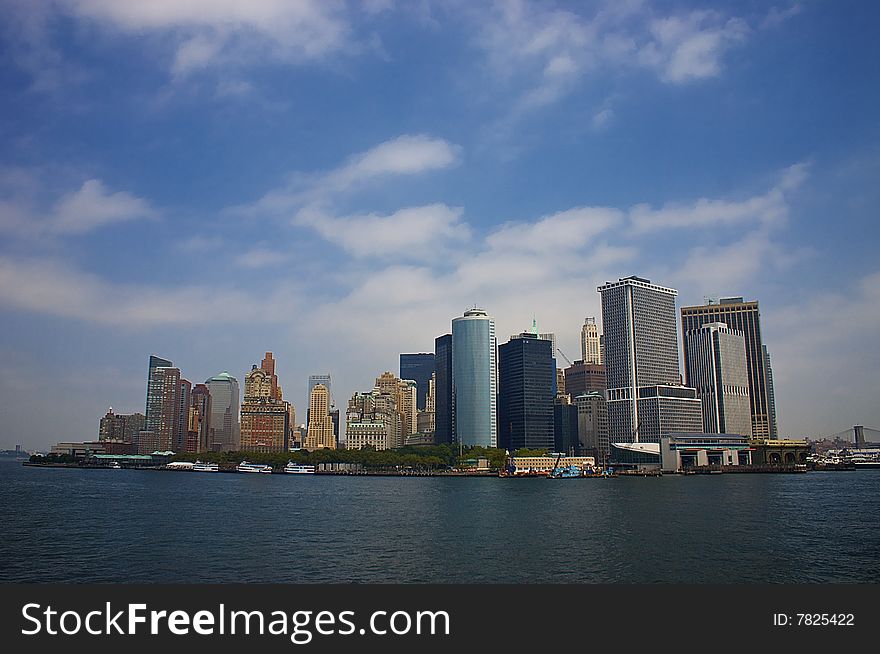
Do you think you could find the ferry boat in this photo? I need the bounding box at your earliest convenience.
[284,462,316,474]
[851,454,880,469]
[236,461,273,474]
[192,461,219,473]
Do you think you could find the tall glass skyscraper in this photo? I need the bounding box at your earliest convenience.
[145,354,172,432]
[142,355,180,453]
[434,334,453,444]
[451,308,497,448]
[205,372,240,451]
[498,333,554,451]
[598,276,702,443]
[399,353,435,411]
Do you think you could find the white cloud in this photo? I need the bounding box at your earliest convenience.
[52,179,156,234]
[469,1,758,125]
[591,107,614,131]
[294,203,468,259]
[760,4,803,30]
[329,134,461,190]
[68,0,355,77]
[0,256,292,327]
[486,207,622,253]
[233,247,288,269]
[629,163,808,233]
[639,12,749,83]
[0,175,157,237]
[236,134,461,219]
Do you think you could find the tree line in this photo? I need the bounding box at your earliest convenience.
[171,444,550,470]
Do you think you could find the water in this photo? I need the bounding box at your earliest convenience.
[1,460,878,583]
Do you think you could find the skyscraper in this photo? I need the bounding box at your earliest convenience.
[563,361,606,398]
[418,372,436,435]
[176,378,192,452]
[580,317,602,365]
[684,322,752,436]
[680,297,775,438]
[141,356,182,453]
[190,384,212,453]
[306,384,336,449]
[498,333,555,451]
[375,372,417,447]
[344,386,401,450]
[763,345,779,438]
[434,333,453,444]
[306,373,332,425]
[575,391,609,461]
[554,400,579,455]
[452,307,497,448]
[241,359,290,454]
[99,409,145,448]
[598,276,702,443]
[400,353,435,411]
[205,372,240,451]
[260,352,282,401]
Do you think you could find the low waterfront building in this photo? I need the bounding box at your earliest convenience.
[749,438,810,466]
[660,433,752,472]
[609,442,662,473]
[89,454,158,467]
[51,440,110,457]
[511,455,596,474]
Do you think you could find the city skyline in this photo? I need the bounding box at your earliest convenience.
[1,2,879,448]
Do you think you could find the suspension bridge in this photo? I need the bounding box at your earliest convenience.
[814,425,880,447]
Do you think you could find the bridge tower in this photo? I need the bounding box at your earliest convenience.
[854,425,865,449]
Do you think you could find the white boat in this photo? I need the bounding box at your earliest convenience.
[236,460,273,474]
[284,462,316,474]
[192,461,219,473]
[109,461,122,469]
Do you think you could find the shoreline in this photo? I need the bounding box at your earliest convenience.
[20,461,825,476]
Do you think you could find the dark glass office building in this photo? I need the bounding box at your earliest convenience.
[434,334,453,444]
[497,334,554,451]
[400,353,435,411]
[554,401,579,454]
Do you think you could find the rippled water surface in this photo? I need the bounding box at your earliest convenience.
[2,461,878,583]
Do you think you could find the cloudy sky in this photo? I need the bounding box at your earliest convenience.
[1,0,878,449]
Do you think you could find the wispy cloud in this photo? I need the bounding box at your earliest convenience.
[294,203,468,259]
[468,0,760,128]
[0,174,158,238]
[233,247,289,269]
[235,133,462,225]
[66,0,358,78]
[0,256,294,326]
[629,163,809,233]
[638,11,749,83]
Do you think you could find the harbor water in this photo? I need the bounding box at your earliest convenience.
[1,460,878,583]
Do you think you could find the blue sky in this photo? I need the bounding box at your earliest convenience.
[1,0,879,449]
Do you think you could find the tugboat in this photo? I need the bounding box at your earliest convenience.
[235,460,273,474]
